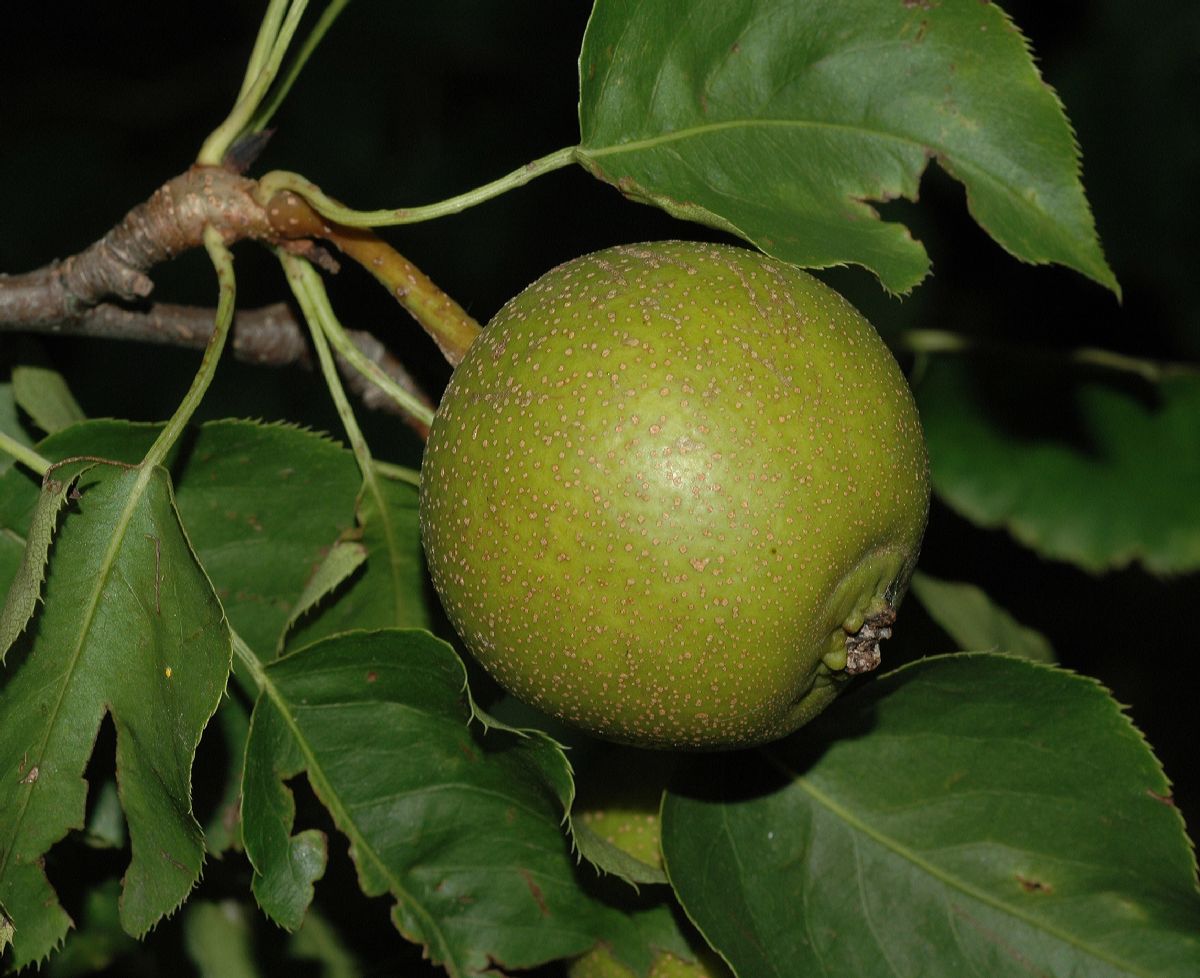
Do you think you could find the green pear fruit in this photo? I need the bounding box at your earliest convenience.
[576,803,663,875]
[574,748,679,876]
[568,943,732,978]
[570,750,730,978]
[420,241,929,748]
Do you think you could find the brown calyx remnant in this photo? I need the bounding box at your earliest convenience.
[845,606,897,675]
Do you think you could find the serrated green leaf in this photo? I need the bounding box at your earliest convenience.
[577,0,1116,294]
[241,692,328,931]
[663,654,1200,978]
[0,419,366,655]
[0,463,231,967]
[0,530,22,602]
[25,419,158,466]
[283,475,429,650]
[0,463,90,664]
[11,365,85,435]
[277,540,367,655]
[242,629,630,976]
[182,900,260,978]
[0,396,53,591]
[569,894,721,978]
[44,879,139,978]
[571,748,683,889]
[574,820,668,890]
[910,571,1056,663]
[171,420,363,655]
[916,356,1200,573]
[0,421,162,546]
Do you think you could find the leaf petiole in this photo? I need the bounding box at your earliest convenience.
[256,145,578,227]
[0,432,50,478]
[231,629,269,694]
[235,0,295,104]
[141,227,236,471]
[372,460,421,487]
[280,253,415,623]
[280,253,436,429]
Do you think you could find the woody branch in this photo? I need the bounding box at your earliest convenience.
[0,165,480,431]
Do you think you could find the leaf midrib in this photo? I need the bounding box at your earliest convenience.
[585,116,923,157]
[364,470,407,623]
[0,464,153,889]
[252,646,460,977]
[792,769,1154,977]
[581,116,1060,234]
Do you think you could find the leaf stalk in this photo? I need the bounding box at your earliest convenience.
[141,227,237,471]
[0,433,50,478]
[256,146,578,227]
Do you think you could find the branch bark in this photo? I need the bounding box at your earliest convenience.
[0,168,285,327]
[0,164,469,435]
[1,299,434,437]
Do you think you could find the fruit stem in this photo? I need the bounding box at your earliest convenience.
[265,189,481,365]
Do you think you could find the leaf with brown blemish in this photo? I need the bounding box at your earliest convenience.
[663,654,1200,977]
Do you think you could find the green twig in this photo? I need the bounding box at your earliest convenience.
[0,432,50,478]
[257,146,578,227]
[250,0,353,133]
[236,0,293,103]
[198,0,310,165]
[141,227,236,470]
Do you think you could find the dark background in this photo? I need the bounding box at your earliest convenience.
[2,2,1198,974]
